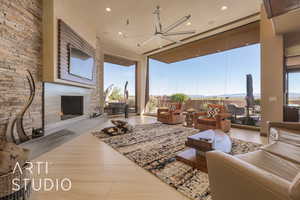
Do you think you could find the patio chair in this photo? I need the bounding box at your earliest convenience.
[193,104,231,132]
[157,103,183,125]
[226,104,245,120]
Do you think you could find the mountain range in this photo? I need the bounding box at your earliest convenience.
[188,93,300,99]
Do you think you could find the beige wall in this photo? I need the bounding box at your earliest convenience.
[260,5,284,135]
[136,57,148,114]
[42,0,148,114]
[43,0,97,86]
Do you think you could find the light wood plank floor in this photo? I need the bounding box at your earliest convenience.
[31,116,266,200]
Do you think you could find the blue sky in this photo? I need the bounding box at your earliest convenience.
[104,44,261,97]
[149,44,261,96]
[288,72,300,95]
[104,63,136,95]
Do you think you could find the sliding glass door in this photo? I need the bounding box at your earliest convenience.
[284,70,300,122]
[146,44,261,127]
[104,62,136,115]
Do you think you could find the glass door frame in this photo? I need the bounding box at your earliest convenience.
[103,60,138,114]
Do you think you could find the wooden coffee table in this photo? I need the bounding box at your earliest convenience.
[176,129,232,173]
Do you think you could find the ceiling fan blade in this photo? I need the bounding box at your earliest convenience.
[137,36,157,47]
[162,15,191,34]
[163,30,196,36]
[153,6,162,33]
[160,36,182,44]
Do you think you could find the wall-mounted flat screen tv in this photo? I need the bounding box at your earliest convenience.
[69,47,94,80]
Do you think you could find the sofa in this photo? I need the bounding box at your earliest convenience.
[207,121,300,200]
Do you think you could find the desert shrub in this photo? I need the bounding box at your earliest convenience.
[109,87,123,101]
[170,93,189,103]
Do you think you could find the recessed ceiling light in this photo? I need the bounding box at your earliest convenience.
[221,6,228,11]
[186,22,192,26]
[118,31,123,35]
[106,7,111,12]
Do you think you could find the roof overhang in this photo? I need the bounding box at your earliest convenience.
[148,21,260,64]
[104,54,137,66]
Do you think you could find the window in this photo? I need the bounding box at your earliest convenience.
[287,71,300,107]
[147,44,261,127]
[104,62,136,114]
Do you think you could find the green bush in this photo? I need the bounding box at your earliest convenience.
[254,99,260,105]
[109,87,123,101]
[170,93,189,103]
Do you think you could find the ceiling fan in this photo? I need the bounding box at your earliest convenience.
[137,6,196,47]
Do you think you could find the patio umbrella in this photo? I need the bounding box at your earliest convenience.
[245,74,255,117]
[124,81,129,118]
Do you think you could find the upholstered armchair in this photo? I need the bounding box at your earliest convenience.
[206,121,300,200]
[193,104,231,132]
[157,103,183,125]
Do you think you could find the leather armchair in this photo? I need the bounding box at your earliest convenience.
[157,103,183,125]
[193,104,231,132]
[206,121,300,200]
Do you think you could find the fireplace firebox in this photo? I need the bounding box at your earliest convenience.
[61,96,83,120]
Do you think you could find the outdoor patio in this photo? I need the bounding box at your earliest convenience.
[146,96,261,127]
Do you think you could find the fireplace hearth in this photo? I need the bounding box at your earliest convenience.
[61,96,83,120]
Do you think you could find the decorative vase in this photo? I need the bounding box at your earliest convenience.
[0,163,32,200]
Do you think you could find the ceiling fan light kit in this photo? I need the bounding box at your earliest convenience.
[137,5,196,47]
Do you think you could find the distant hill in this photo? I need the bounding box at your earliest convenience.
[153,93,300,99]
[288,93,300,99]
[188,93,261,99]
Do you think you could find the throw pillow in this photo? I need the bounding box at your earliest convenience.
[170,104,177,111]
[207,107,220,119]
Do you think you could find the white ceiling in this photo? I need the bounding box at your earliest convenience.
[68,0,262,55]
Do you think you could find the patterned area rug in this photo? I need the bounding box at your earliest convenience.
[92,123,262,200]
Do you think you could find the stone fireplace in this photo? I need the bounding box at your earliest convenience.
[61,96,84,120]
[44,83,96,134]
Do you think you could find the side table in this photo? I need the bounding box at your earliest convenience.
[184,108,196,127]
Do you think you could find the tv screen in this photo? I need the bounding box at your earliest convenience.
[69,47,94,80]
